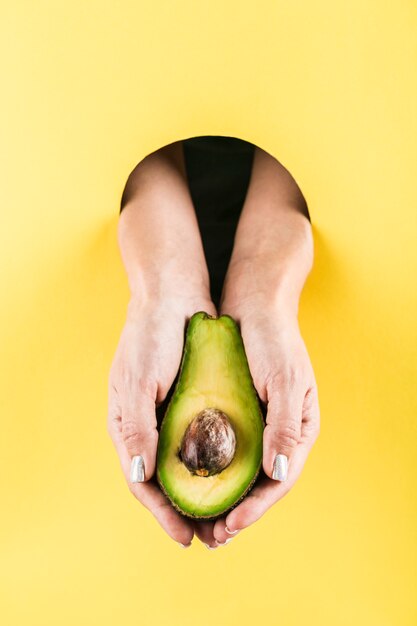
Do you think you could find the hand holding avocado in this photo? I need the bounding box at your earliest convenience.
[108,139,319,549]
[208,304,320,542]
[108,141,221,547]
[107,297,216,547]
[206,146,320,544]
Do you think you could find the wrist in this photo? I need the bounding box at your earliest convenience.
[222,255,306,312]
[127,290,216,323]
[126,259,212,309]
[117,198,213,314]
[220,274,299,323]
[220,216,313,322]
[220,257,309,323]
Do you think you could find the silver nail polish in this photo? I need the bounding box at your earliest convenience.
[130,455,145,483]
[272,454,288,481]
[204,543,217,550]
[225,526,239,535]
[179,542,191,549]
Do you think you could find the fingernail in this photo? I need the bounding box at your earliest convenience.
[179,542,192,549]
[272,454,288,481]
[225,526,239,535]
[215,538,233,546]
[130,455,145,483]
[204,543,217,550]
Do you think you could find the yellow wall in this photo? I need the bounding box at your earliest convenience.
[1,2,416,625]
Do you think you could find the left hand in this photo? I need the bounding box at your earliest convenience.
[212,304,320,544]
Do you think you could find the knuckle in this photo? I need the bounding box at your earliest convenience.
[276,420,300,448]
[136,375,157,399]
[302,387,321,442]
[267,367,304,394]
[121,420,142,447]
[304,417,320,443]
[118,371,157,402]
[303,385,317,409]
[266,370,286,392]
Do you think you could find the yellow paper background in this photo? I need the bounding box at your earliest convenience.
[1,2,416,625]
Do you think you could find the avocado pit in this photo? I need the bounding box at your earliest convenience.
[180,407,236,477]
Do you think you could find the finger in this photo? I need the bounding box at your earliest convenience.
[225,439,313,531]
[225,384,320,533]
[120,383,159,481]
[299,385,321,445]
[109,419,194,547]
[213,516,240,545]
[263,378,305,480]
[133,482,194,547]
[192,520,218,550]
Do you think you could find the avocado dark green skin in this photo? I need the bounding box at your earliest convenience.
[156,311,265,520]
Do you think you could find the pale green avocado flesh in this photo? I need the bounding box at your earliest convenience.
[156,312,264,519]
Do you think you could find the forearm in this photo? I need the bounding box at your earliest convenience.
[118,142,211,312]
[220,148,313,320]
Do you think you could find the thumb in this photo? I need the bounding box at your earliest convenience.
[121,390,159,483]
[262,388,303,482]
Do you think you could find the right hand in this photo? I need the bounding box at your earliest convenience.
[107,295,216,547]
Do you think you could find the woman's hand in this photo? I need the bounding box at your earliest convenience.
[212,304,320,542]
[209,146,319,543]
[109,140,220,547]
[107,295,216,547]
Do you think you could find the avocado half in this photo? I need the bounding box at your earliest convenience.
[156,311,264,520]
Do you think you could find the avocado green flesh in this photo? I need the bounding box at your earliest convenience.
[157,312,264,519]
